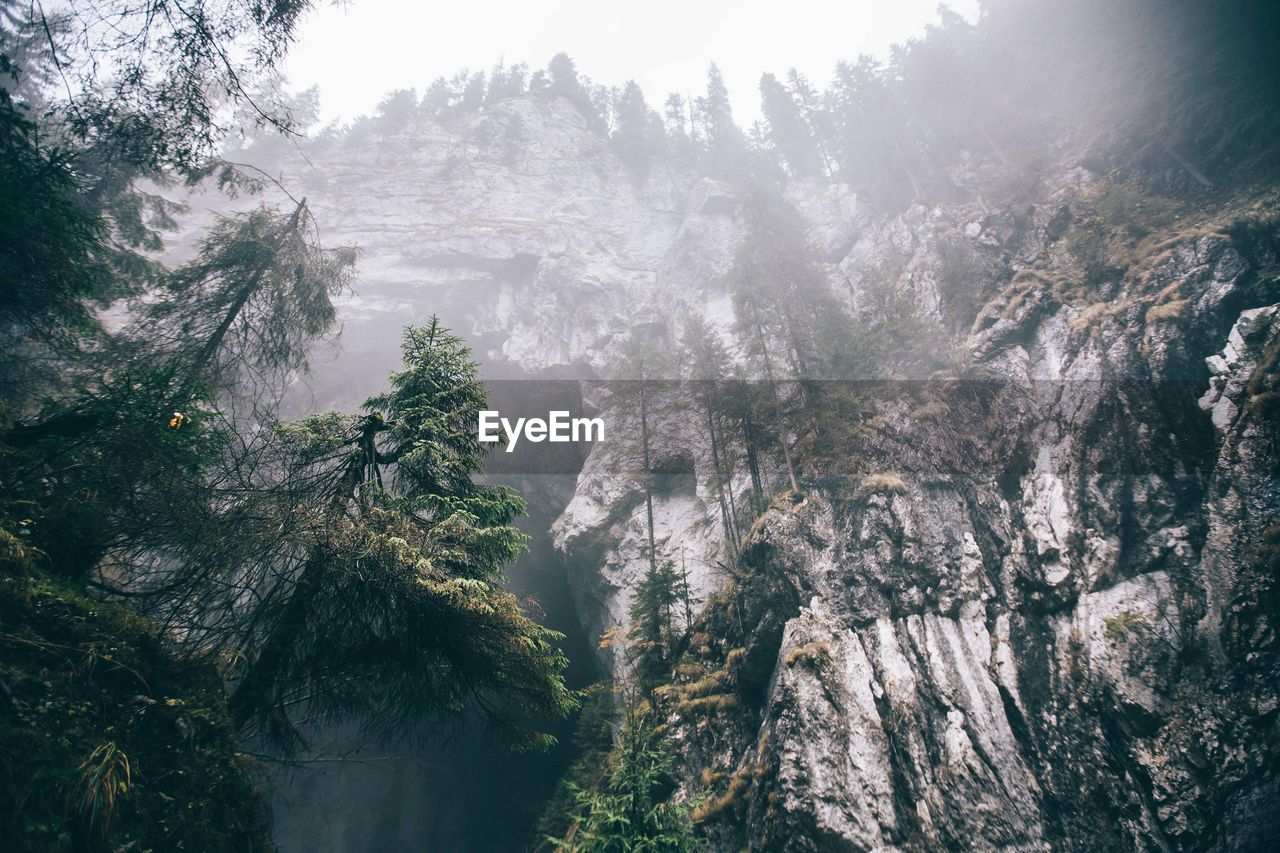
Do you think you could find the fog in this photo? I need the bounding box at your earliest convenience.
[284,0,980,125]
[5,0,1278,850]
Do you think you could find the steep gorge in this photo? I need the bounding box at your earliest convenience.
[220,90,1280,849]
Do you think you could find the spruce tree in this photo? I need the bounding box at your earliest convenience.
[663,92,695,156]
[555,709,699,852]
[220,318,575,748]
[627,557,697,691]
[144,200,356,400]
[610,327,675,577]
[547,52,600,124]
[682,315,742,558]
[696,64,748,175]
[759,72,822,178]
[786,69,834,175]
[613,81,656,177]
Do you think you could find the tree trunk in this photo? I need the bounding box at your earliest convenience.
[753,320,801,494]
[193,199,308,378]
[640,387,658,574]
[701,386,738,559]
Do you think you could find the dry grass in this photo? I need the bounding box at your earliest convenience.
[861,473,907,496]
[77,742,131,839]
[1070,301,1111,331]
[675,693,738,716]
[693,768,752,823]
[784,640,832,669]
[909,398,951,420]
[1146,299,1189,322]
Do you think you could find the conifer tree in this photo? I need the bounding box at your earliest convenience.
[697,64,749,175]
[216,317,575,748]
[610,327,675,576]
[554,709,699,852]
[459,71,487,112]
[727,188,865,496]
[682,315,742,557]
[546,52,600,124]
[613,81,657,177]
[421,78,452,118]
[663,92,695,156]
[760,72,823,178]
[786,69,835,175]
[626,557,696,691]
[486,61,527,102]
[374,88,417,138]
[144,200,356,400]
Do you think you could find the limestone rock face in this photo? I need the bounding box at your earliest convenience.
[645,198,1280,850]
[214,94,1279,850]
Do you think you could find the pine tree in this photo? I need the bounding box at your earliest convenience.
[663,92,694,156]
[826,55,928,207]
[682,315,741,559]
[547,52,600,124]
[721,367,768,510]
[727,188,861,497]
[485,61,527,102]
[696,64,748,175]
[421,77,452,118]
[700,64,736,150]
[144,200,356,400]
[554,709,699,852]
[610,327,676,577]
[374,88,417,137]
[786,69,834,175]
[759,73,822,178]
[459,70,487,112]
[613,81,656,178]
[626,557,693,691]
[548,53,581,98]
[221,318,575,748]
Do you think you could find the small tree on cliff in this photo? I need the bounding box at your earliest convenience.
[554,708,699,852]
[626,555,700,692]
[682,314,743,559]
[613,80,661,179]
[608,326,677,577]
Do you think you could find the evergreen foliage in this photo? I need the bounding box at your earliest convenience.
[612,81,662,178]
[681,316,744,560]
[553,710,700,852]
[721,188,875,497]
[759,73,823,179]
[0,93,117,350]
[133,318,577,750]
[606,327,678,579]
[0,539,270,851]
[144,201,357,398]
[0,2,578,840]
[627,558,697,691]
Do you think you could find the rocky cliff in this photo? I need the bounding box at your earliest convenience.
[219,91,1280,849]
[648,217,1280,850]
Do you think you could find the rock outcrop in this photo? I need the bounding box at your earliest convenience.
[217,92,1280,850]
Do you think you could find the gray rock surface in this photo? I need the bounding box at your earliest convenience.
[202,93,1280,850]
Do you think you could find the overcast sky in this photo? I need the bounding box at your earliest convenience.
[284,0,981,127]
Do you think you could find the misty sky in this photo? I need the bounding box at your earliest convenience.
[284,0,981,127]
